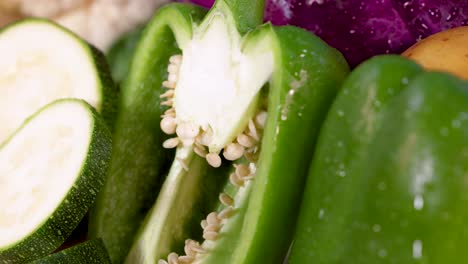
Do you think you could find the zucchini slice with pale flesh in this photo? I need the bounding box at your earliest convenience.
[0,18,117,143]
[0,99,112,263]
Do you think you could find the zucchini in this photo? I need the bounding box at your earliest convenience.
[0,99,112,263]
[0,18,117,142]
[31,239,111,264]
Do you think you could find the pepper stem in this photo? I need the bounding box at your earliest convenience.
[213,0,265,34]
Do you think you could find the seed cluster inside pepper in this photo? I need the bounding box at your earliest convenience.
[160,54,267,168]
[158,53,266,263]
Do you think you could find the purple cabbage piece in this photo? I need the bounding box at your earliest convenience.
[181,0,212,8]
[176,0,468,66]
[392,0,468,40]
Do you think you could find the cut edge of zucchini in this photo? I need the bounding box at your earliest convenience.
[0,18,115,143]
[0,99,112,263]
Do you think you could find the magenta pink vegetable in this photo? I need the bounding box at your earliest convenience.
[176,0,468,67]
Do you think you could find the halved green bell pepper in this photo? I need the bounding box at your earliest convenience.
[89,0,349,263]
[289,55,468,263]
[89,6,207,263]
[106,26,144,85]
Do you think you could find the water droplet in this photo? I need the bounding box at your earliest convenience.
[440,127,449,136]
[373,100,381,108]
[337,163,346,177]
[461,112,468,120]
[447,7,459,22]
[401,77,409,85]
[452,119,461,128]
[378,181,387,191]
[413,195,424,210]
[318,209,325,219]
[413,240,423,259]
[428,8,441,23]
[378,249,387,258]
[337,141,344,148]
[349,29,356,34]
[446,13,452,21]
[372,224,381,232]
[337,110,344,117]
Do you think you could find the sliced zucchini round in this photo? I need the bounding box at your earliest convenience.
[30,239,111,264]
[0,99,112,263]
[0,18,117,144]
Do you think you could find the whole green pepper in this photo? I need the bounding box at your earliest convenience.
[289,56,468,263]
[90,0,349,263]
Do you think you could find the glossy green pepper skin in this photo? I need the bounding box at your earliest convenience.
[289,56,468,263]
[104,0,349,263]
[106,26,144,85]
[191,25,347,264]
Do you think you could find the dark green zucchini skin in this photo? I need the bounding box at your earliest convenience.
[0,18,118,130]
[89,44,119,131]
[289,58,468,263]
[0,99,112,264]
[30,239,111,264]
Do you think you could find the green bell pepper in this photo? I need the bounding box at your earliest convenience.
[31,239,111,264]
[90,0,349,263]
[106,26,144,85]
[89,6,207,263]
[289,55,468,263]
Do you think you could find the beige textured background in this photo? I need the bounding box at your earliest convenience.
[0,0,170,50]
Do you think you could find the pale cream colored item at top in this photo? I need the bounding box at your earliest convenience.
[0,0,170,51]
